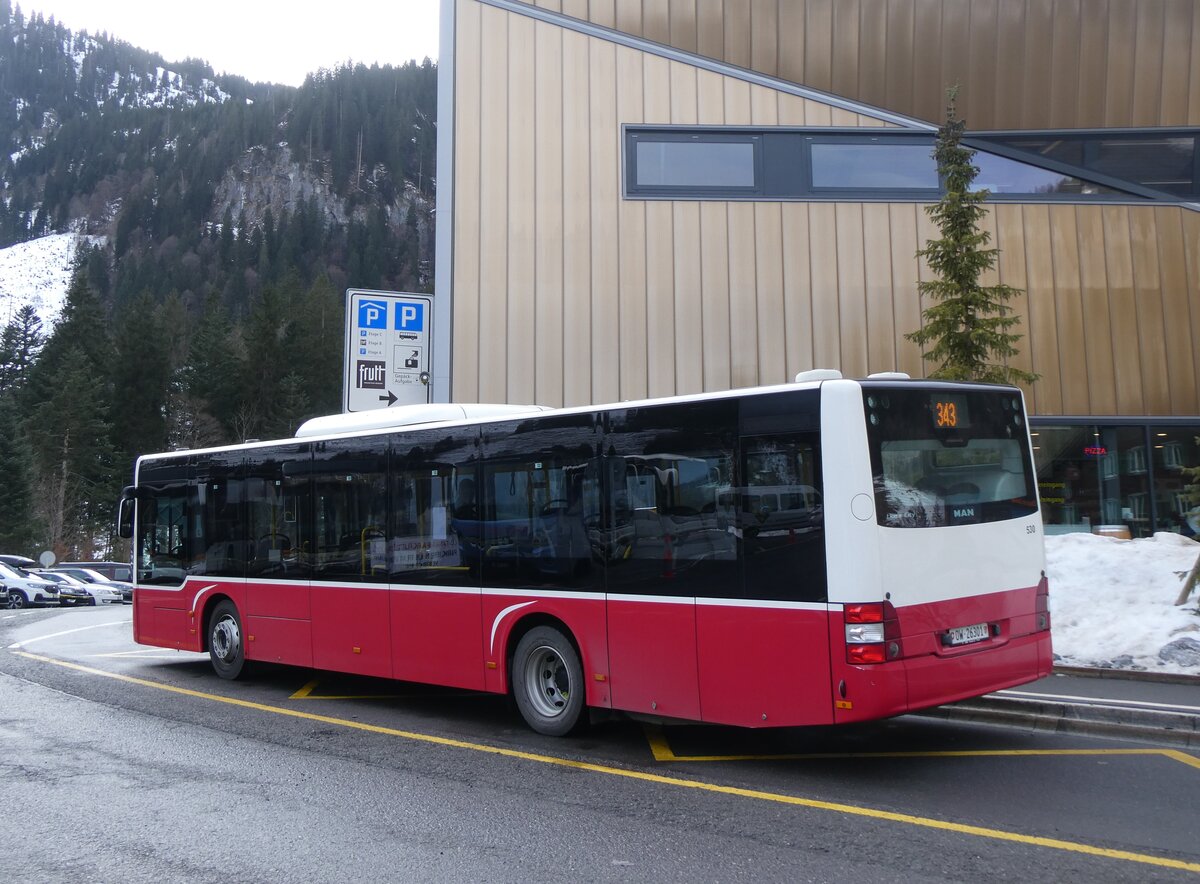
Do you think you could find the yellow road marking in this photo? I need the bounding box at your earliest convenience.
[13,649,1200,874]
[646,726,1200,771]
[289,679,477,701]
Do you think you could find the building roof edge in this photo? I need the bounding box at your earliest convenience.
[474,0,937,132]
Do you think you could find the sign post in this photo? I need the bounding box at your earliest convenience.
[343,289,434,412]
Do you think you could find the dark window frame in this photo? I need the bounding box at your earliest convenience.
[804,133,942,198]
[622,125,1175,204]
[968,128,1200,200]
[624,129,765,197]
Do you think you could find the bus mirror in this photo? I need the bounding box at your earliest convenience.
[116,486,136,539]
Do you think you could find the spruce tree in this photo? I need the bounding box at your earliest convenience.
[0,395,40,552]
[905,88,1038,385]
[0,304,44,394]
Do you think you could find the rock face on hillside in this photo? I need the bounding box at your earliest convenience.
[212,142,433,281]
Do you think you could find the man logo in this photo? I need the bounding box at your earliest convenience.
[357,360,386,389]
[357,299,388,329]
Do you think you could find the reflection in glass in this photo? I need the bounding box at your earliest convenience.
[810,143,939,189]
[635,140,756,188]
[974,152,1124,195]
[1033,426,1152,537]
[986,135,1196,197]
[1151,427,1200,538]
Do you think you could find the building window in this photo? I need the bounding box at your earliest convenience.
[1032,425,1152,538]
[1151,426,1200,537]
[973,132,1198,198]
[623,126,1163,202]
[809,141,939,190]
[974,152,1125,196]
[627,131,761,195]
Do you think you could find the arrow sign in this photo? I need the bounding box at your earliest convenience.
[379,390,398,406]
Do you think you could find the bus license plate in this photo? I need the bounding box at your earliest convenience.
[947,623,990,646]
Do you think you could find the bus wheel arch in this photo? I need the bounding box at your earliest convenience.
[507,616,587,737]
[205,596,246,680]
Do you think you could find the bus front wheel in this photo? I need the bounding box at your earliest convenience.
[208,600,246,680]
[512,626,586,736]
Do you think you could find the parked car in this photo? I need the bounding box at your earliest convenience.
[0,582,8,606]
[35,570,122,606]
[0,561,60,608]
[0,553,38,569]
[56,560,132,583]
[48,567,132,604]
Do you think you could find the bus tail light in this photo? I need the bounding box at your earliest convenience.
[844,601,901,664]
[1035,573,1050,631]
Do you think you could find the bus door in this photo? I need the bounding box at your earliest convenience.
[701,430,832,726]
[309,439,392,677]
[694,389,833,727]
[605,402,736,722]
[388,425,485,692]
[243,445,313,668]
[132,456,194,646]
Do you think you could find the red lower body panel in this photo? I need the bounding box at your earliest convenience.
[606,598,699,720]
[392,589,484,691]
[830,587,1053,724]
[696,604,833,727]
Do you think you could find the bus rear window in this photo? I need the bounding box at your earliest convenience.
[863,387,1038,528]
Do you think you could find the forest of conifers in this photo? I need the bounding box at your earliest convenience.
[0,2,437,558]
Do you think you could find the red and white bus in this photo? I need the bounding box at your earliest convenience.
[118,374,1052,736]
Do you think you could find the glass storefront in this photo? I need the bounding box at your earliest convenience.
[1032,421,1200,539]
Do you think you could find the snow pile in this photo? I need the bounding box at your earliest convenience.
[0,232,94,328]
[1046,532,1200,675]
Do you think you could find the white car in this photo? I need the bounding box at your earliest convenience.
[0,561,61,608]
[50,567,133,604]
[36,570,123,606]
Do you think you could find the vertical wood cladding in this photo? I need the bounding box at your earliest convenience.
[454,1,1200,416]
[530,0,1200,128]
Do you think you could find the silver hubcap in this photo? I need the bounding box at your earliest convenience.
[212,615,241,663]
[523,645,571,719]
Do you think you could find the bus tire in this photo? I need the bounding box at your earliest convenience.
[208,600,246,680]
[512,626,586,736]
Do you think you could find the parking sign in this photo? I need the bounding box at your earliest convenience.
[357,299,388,329]
[395,302,425,332]
[344,289,433,412]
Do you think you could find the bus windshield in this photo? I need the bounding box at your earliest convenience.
[864,386,1038,528]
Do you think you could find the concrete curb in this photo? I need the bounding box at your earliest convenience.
[1052,664,1200,686]
[919,694,1200,748]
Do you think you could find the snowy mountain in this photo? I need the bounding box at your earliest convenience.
[0,231,98,327]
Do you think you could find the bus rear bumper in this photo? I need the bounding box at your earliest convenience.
[833,630,1053,724]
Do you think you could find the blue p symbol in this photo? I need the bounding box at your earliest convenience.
[396,302,425,331]
[358,299,387,329]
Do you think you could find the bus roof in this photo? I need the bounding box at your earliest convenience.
[293,403,552,438]
[133,375,1020,467]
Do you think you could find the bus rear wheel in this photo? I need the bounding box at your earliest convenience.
[512,626,585,736]
[208,600,246,680]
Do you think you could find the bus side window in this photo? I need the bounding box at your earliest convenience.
[739,433,826,603]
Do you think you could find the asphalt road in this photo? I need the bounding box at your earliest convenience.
[2,606,1198,883]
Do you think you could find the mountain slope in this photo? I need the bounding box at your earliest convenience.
[0,2,438,559]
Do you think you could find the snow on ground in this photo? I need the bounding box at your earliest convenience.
[1046,532,1200,675]
[0,232,94,329]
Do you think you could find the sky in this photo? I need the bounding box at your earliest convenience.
[26,1,442,87]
